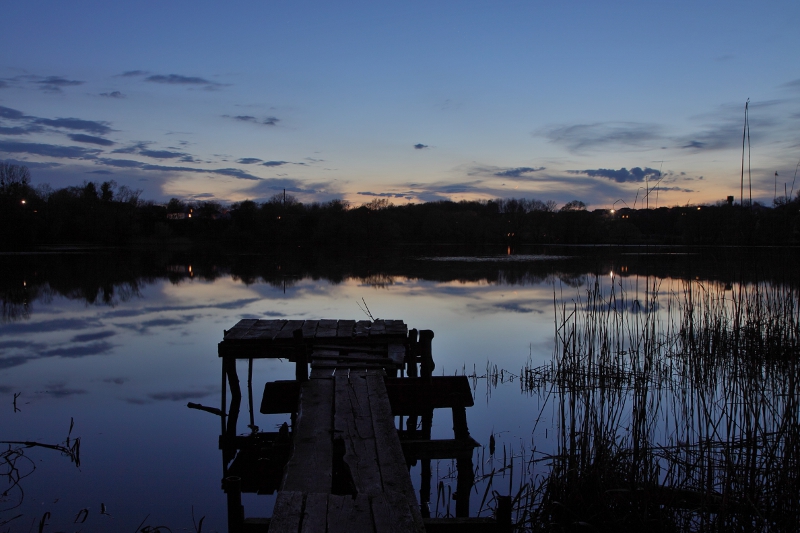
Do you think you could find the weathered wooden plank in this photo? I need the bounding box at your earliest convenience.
[327,494,373,533]
[235,318,259,328]
[387,344,405,367]
[384,320,407,336]
[283,379,333,493]
[268,491,304,533]
[355,320,372,337]
[385,489,426,533]
[371,491,421,533]
[224,326,250,340]
[243,320,285,340]
[315,319,339,338]
[301,320,320,339]
[300,493,328,533]
[276,319,306,340]
[369,319,386,336]
[336,319,356,338]
[309,366,336,379]
[384,376,474,414]
[365,374,419,502]
[334,373,383,495]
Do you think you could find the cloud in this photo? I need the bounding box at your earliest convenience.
[87,170,113,174]
[1,158,62,169]
[68,134,115,146]
[224,115,280,126]
[95,158,265,180]
[39,341,115,358]
[414,143,428,149]
[262,160,288,166]
[145,74,222,88]
[139,149,188,159]
[99,91,125,98]
[540,122,664,153]
[0,80,8,89]
[36,76,84,93]
[41,382,87,398]
[494,167,546,178]
[237,158,262,164]
[0,141,101,159]
[148,389,215,401]
[782,79,800,90]
[0,126,39,135]
[571,167,662,183]
[34,117,112,135]
[0,106,26,120]
[118,70,149,77]
[112,141,150,154]
[71,330,116,343]
[357,191,409,198]
[103,377,127,385]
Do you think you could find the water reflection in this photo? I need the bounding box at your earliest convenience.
[0,246,798,532]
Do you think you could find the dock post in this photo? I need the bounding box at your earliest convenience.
[419,330,435,380]
[225,476,244,533]
[406,328,419,378]
[496,494,512,532]
[293,329,308,382]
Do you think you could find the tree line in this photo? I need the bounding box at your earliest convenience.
[2,162,799,248]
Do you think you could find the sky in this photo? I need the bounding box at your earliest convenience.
[2,1,800,209]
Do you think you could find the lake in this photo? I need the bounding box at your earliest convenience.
[1,245,797,532]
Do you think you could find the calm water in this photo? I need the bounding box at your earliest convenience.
[1,245,796,532]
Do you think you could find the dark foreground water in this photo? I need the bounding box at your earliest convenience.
[1,245,797,532]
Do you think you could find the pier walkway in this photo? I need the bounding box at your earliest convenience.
[215,319,498,533]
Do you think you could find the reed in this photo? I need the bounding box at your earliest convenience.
[511,274,800,532]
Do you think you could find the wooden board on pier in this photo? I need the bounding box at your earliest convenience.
[218,319,408,359]
[270,368,425,533]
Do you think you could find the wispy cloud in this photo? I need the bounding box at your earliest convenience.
[237,157,263,164]
[36,76,84,93]
[494,167,546,178]
[99,91,125,98]
[414,143,429,149]
[118,70,149,77]
[569,167,662,183]
[94,158,262,180]
[68,134,115,146]
[34,117,113,135]
[224,115,280,126]
[145,74,223,88]
[540,122,664,153]
[0,141,101,159]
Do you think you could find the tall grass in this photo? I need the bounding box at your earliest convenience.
[513,275,800,532]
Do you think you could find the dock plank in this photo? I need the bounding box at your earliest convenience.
[282,379,333,493]
[316,319,339,338]
[355,320,372,338]
[370,320,386,336]
[327,494,373,533]
[387,344,405,368]
[334,373,383,495]
[336,319,356,338]
[269,491,304,533]
[371,491,422,533]
[276,319,306,340]
[365,374,419,502]
[300,493,328,533]
[243,319,285,340]
[301,320,320,339]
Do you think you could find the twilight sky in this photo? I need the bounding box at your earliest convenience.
[2,1,799,208]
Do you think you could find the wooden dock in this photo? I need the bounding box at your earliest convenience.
[213,319,504,533]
